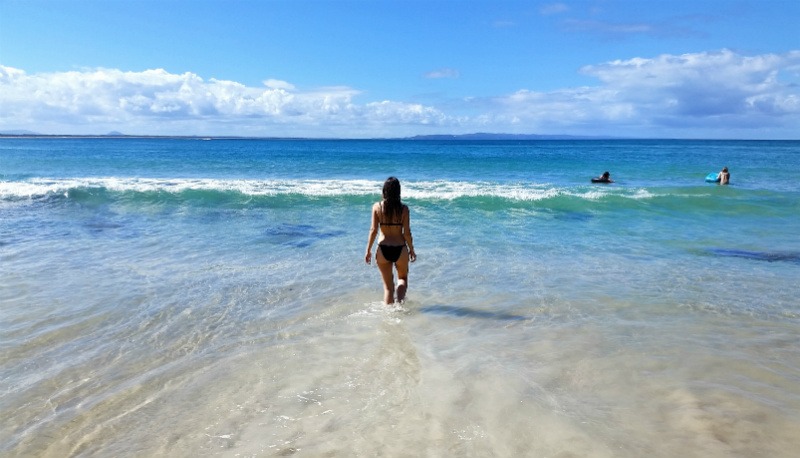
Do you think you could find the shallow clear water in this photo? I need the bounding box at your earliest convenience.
[1,138,799,456]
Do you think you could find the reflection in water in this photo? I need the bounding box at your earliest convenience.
[419,304,529,321]
[264,223,346,247]
[708,248,800,264]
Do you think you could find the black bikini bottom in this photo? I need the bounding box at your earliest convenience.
[379,244,405,263]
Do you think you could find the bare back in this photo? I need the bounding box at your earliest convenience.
[373,202,410,246]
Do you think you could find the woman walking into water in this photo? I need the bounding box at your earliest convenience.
[365,177,416,304]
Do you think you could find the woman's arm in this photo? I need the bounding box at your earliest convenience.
[403,206,416,262]
[365,203,379,264]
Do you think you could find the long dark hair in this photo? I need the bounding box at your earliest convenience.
[381,176,403,223]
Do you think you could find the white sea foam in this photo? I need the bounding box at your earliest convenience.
[0,177,660,202]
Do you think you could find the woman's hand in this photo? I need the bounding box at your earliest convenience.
[409,248,417,263]
[365,250,372,264]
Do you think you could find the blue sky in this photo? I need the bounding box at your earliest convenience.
[1,0,798,138]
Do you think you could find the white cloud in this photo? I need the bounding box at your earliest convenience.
[561,17,705,40]
[540,3,569,16]
[580,49,800,117]
[424,68,460,79]
[263,79,295,91]
[1,49,799,138]
[478,49,800,136]
[0,66,451,136]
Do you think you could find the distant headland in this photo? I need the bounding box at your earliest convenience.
[405,133,617,140]
[0,130,617,140]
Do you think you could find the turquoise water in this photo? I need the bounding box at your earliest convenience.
[2,138,799,456]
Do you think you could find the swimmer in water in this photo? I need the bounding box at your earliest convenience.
[592,171,614,183]
[717,167,730,185]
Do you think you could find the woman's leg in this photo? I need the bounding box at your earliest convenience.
[395,247,410,302]
[376,248,396,304]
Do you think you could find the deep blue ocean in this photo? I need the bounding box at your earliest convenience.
[2,138,799,457]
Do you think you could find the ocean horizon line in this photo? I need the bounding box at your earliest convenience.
[2,132,798,141]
